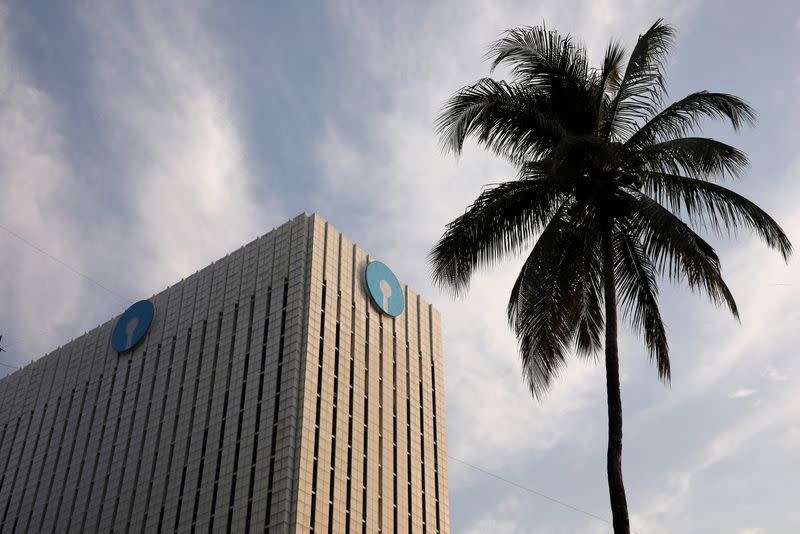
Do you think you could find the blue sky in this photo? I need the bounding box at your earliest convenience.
[1,1,799,532]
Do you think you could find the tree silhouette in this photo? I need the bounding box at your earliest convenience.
[430,20,791,533]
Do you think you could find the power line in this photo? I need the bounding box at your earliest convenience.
[0,222,132,305]
[0,222,135,376]
[0,342,21,373]
[448,454,641,533]
[0,359,20,382]
[0,338,21,371]
[0,335,17,371]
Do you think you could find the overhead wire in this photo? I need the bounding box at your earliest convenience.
[0,222,133,305]
[0,222,134,373]
[447,454,642,533]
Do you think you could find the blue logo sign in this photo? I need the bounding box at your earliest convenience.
[365,261,404,317]
[111,300,154,353]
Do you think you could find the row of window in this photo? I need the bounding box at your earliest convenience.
[306,274,444,534]
[0,270,293,533]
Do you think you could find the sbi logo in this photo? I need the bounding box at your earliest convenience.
[112,300,155,353]
[365,261,404,317]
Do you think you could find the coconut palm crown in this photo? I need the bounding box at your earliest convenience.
[430,19,791,533]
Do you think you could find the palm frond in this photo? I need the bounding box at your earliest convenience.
[614,222,670,380]
[507,204,602,397]
[487,25,589,86]
[574,242,605,357]
[623,191,739,317]
[430,176,564,295]
[507,204,569,324]
[642,172,792,259]
[594,40,626,131]
[627,92,756,148]
[599,40,626,95]
[603,19,676,140]
[436,78,566,162]
[486,26,600,135]
[629,137,748,179]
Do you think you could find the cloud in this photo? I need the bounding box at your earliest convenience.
[461,495,527,534]
[464,518,526,534]
[1,1,286,366]
[0,5,90,366]
[765,365,789,382]
[630,383,800,532]
[727,388,757,399]
[78,1,282,284]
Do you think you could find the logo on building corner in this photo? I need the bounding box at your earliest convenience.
[111,300,155,353]
[365,261,404,317]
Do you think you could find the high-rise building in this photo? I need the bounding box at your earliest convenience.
[0,214,450,533]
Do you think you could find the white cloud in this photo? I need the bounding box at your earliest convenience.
[1,1,284,364]
[765,365,789,382]
[464,518,527,534]
[0,5,91,364]
[780,426,800,450]
[631,384,800,532]
[78,1,281,285]
[728,388,757,399]
[461,495,527,534]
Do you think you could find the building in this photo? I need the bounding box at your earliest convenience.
[0,214,450,533]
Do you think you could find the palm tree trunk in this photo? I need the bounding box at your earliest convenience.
[603,227,630,533]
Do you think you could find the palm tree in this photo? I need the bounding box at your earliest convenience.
[430,19,791,533]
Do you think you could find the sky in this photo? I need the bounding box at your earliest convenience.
[1,1,799,532]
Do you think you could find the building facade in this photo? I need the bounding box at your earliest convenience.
[0,214,450,533]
